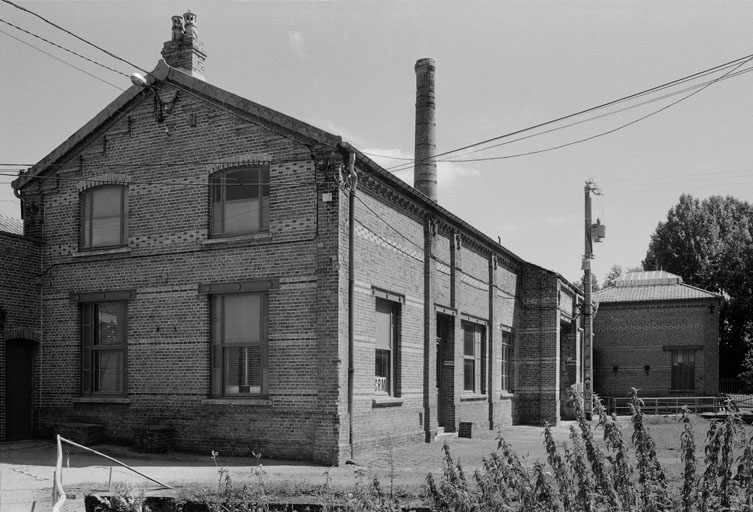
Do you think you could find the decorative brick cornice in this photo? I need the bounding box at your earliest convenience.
[357,174,425,219]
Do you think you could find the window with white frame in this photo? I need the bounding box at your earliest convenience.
[210,167,270,236]
[463,322,486,394]
[81,301,127,396]
[500,328,513,392]
[80,185,128,249]
[375,298,399,396]
[211,292,268,396]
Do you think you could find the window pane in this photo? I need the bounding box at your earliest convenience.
[224,346,261,394]
[375,300,393,349]
[92,187,122,217]
[93,349,123,393]
[375,348,391,393]
[91,216,122,246]
[223,294,262,343]
[95,302,126,346]
[223,197,260,235]
[464,327,475,357]
[225,169,258,201]
[464,359,475,391]
[211,201,223,234]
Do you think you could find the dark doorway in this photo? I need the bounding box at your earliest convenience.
[436,314,454,429]
[6,340,34,440]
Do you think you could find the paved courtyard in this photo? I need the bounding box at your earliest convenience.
[0,421,579,512]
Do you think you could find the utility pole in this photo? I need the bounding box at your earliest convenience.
[583,179,604,419]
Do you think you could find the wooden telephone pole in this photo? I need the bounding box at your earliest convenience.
[583,179,604,418]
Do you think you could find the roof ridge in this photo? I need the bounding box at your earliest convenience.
[13,60,341,191]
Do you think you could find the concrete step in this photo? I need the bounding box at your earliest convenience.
[434,426,457,442]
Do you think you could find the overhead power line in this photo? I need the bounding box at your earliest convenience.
[1,0,147,74]
[0,17,129,78]
[0,28,125,90]
[6,0,753,183]
[2,7,317,151]
[382,53,753,173]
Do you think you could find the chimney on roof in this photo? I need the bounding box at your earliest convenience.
[161,11,206,80]
[414,58,437,202]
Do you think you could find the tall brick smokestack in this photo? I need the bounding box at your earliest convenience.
[414,58,437,202]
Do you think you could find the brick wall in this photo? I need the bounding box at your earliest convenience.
[13,77,579,462]
[0,232,41,440]
[22,86,346,463]
[515,265,563,425]
[593,299,720,398]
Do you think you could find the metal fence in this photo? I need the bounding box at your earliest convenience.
[719,378,753,395]
[604,396,726,416]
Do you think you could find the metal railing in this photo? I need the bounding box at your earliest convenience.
[604,396,726,416]
[719,378,753,395]
[52,435,171,512]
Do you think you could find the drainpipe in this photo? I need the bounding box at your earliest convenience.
[347,151,357,460]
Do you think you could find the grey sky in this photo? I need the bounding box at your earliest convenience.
[2,0,753,283]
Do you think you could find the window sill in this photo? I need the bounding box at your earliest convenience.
[460,393,487,402]
[499,391,514,399]
[73,246,130,258]
[202,232,272,248]
[73,397,130,404]
[372,396,404,408]
[201,398,272,406]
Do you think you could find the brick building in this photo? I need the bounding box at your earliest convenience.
[592,271,721,399]
[2,13,582,464]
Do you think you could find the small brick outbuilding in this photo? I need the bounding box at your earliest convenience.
[593,271,721,399]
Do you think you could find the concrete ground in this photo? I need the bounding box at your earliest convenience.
[0,422,579,512]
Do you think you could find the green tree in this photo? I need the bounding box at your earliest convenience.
[643,194,753,380]
[602,264,624,289]
[572,273,601,293]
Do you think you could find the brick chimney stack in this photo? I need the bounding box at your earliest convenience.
[414,58,437,202]
[161,11,206,80]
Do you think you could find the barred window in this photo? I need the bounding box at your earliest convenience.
[671,349,695,391]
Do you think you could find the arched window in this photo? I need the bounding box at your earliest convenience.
[80,185,128,249]
[210,166,269,236]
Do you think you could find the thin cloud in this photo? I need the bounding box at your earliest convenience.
[288,31,307,59]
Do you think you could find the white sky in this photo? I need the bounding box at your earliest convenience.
[2,1,753,284]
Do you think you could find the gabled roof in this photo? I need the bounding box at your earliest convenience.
[595,271,721,303]
[13,59,341,190]
[10,58,575,289]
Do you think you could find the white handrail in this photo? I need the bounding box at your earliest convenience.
[52,435,65,512]
[51,434,172,512]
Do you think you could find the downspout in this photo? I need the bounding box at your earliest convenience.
[347,151,357,460]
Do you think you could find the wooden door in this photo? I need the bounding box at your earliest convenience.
[6,340,33,440]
